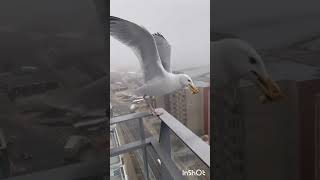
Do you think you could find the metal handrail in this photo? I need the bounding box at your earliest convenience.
[156,108,210,167]
[110,108,210,180]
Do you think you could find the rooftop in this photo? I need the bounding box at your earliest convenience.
[240,60,320,87]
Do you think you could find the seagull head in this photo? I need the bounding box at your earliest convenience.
[178,74,199,94]
[214,39,285,103]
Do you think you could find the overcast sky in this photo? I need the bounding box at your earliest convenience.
[213,0,320,48]
[110,0,210,71]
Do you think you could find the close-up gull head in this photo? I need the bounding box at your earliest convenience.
[213,38,284,102]
[110,16,199,115]
[178,74,198,94]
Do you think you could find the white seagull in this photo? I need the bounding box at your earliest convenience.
[212,38,285,102]
[212,38,286,178]
[110,16,199,115]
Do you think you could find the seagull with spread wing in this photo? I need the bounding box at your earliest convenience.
[110,16,199,115]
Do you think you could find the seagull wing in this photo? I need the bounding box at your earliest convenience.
[153,33,172,72]
[110,16,166,82]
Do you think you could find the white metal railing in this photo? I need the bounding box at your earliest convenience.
[110,108,210,180]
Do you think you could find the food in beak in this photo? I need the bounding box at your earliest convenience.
[189,84,199,94]
[252,71,285,103]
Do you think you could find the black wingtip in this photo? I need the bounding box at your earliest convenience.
[110,16,123,24]
[110,16,121,20]
[153,32,165,39]
[110,16,120,19]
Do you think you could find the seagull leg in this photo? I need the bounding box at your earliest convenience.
[143,95,155,115]
[148,101,157,116]
[151,96,163,116]
[144,96,162,116]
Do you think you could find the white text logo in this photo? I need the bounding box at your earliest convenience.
[182,169,206,176]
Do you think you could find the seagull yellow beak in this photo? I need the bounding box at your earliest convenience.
[189,84,199,94]
[255,74,286,103]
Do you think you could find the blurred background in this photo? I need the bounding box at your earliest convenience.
[213,1,320,180]
[0,0,108,179]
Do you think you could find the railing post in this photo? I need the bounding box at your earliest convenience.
[159,121,174,180]
[138,118,149,180]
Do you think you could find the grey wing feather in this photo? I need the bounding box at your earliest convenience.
[110,16,166,82]
[153,33,172,72]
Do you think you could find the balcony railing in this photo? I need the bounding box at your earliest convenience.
[3,108,209,180]
[110,108,210,180]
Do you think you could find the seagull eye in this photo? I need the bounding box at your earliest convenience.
[249,57,257,64]
[187,79,191,82]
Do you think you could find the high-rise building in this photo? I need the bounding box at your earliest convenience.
[214,60,320,180]
[110,125,128,180]
[156,83,210,137]
[155,67,210,136]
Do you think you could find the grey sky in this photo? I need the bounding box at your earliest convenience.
[110,0,210,71]
[213,0,320,48]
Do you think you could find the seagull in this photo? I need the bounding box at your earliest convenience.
[110,16,199,115]
[212,38,285,102]
[212,38,285,178]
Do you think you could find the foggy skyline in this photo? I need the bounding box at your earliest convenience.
[110,0,210,71]
[213,0,320,48]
